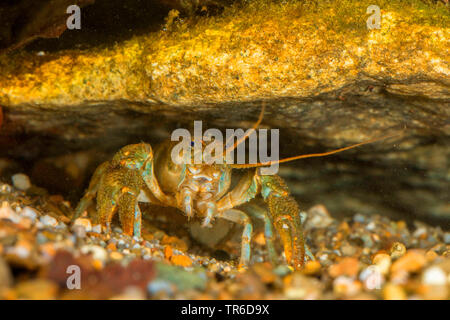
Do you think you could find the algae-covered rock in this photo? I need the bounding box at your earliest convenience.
[0,0,448,225]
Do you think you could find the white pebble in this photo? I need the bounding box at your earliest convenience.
[21,207,38,221]
[148,280,174,296]
[0,201,21,224]
[444,232,450,244]
[422,266,447,286]
[0,184,12,193]
[11,173,31,191]
[81,245,107,261]
[40,215,58,227]
[91,224,102,233]
[72,218,92,232]
[9,245,30,259]
[359,266,384,290]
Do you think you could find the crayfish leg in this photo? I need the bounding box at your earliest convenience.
[218,209,253,270]
[243,203,278,265]
[74,161,110,219]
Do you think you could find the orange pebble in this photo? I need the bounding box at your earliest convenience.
[162,236,188,252]
[391,250,426,274]
[106,242,117,251]
[92,259,103,270]
[303,260,322,275]
[329,257,359,278]
[171,254,193,267]
[164,245,173,260]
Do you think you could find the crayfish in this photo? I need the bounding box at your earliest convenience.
[74,106,396,270]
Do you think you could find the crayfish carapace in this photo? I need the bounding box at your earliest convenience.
[74,105,398,270]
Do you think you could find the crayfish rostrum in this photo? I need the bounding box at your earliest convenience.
[74,107,396,270]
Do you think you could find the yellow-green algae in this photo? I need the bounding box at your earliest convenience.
[0,0,448,107]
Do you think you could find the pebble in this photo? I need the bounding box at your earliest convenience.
[21,207,38,221]
[36,233,49,244]
[9,240,32,259]
[148,279,174,297]
[252,263,277,283]
[106,242,117,251]
[91,224,102,233]
[284,273,322,299]
[117,239,127,249]
[306,204,334,228]
[353,213,367,223]
[0,201,21,224]
[340,243,357,256]
[366,222,376,231]
[40,215,58,227]
[333,276,362,297]
[55,222,67,230]
[80,245,108,262]
[273,265,292,277]
[11,173,31,191]
[72,218,92,232]
[389,242,406,259]
[422,266,447,286]
[110,251,123,260]
[383,283,406,300]
[372,253,391,275]
[17,218,33,229]
[413,226,427,239]
[0,184,12,194]
[329,257,359,278]
[425,250,438,262]
[444,232,450,244]
[359,266,384,290]
[302,260,321,275]
[391,250,426,274]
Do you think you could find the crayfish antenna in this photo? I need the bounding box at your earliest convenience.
[230,131,403,169]
[222,102,266,160]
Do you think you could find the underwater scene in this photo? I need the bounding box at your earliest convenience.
[0,0,449,301]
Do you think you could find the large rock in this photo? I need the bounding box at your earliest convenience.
[0,0,448,226]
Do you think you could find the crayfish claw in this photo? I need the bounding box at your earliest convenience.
[260,175,306,270]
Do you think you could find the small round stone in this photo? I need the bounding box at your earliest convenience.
[390,242,406,259]
[21,207,38,221]
[40,215,58,227]
[11,173,31,191]
[91,224,102,233]
[80,245,107,262]
[422,266,447,286]
[359,266,385,290]
[444,232,450,244]
[72,218,92,232]
[148,280,174,296]
[372,253,391,275]
[0,201,20,223]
